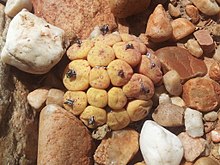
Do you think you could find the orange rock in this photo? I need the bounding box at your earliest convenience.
[182,77,220,112]
[171,18,196,41]
[185,5,200,23]
[146,4,173,42]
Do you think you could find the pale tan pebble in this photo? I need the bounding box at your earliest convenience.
[94,129,139,165]
[152,102,185,127]
[152,85,168,106]
[171,96,186,107]
[191,0,220,16]
[159,93,171,104]
[194,30,215,53]
[185,5,200,24]
[168,3,180,18]
[213,45,220,62]
[171,18,196,41]
[181,0,193,7]
[211,129,220,143]
[212,24,220,37]
[204,111,218,122]
[134,161,146,165]
[194,157,219,165]
[184,108,204,138]
[5,0,32,17]
[178,132,207,162]
[27,88,48,110]
[163,70,182,96]
[46,88,64,107]
[146,4,173,42]
[185,39,203,58]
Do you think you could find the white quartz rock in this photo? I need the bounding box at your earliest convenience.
[184,108,204,138]
[5,0,32,17]
[1,9,66,74]
[140,120,184,165]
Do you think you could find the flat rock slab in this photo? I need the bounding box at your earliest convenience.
[32,0,117,40]
[155,46,207,83]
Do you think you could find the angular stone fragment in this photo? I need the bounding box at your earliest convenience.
[194,30,215,53]
[32,0,117,40]
[182,78,220,112]
[178,132,206,162]
[140,120,183,165]
[146,4,173,42]
[5,0,32,17]
[38,104,94,165]
[94,129,139,165]
[27,88,49,110]
[184,108,204,137]
[171,18,195,41]
[152,103,185,127]
[168,3,180,18]
[185,5,200,24]
[155,46,207,83]
[204,111,218,122]
[1,9,66,74]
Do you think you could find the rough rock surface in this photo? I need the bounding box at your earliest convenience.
[94,129,139,165]
[155,46,207,83]
[0,5,38,164]
[31,0,117,40]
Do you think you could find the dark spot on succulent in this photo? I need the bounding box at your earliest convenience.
[100,24,109,35]
[74,38,82,47]
[125,43,134,50]
[45,25,50,28]
[64,99,74,105]
[140,80,150,94]
[150,62,156,69]
[88,116,95,125]
[66,69,77,78]
[118,70,125,78]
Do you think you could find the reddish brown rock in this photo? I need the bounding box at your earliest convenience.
[155,46,207,83]
[194,30,215,53]
[182,77,220,112]
[185,5,200,24]
[94,129,139,165]
[32,0,117,40]
[38,104,94,165]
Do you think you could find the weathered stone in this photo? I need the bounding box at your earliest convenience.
[182,78,220,112]
[204,111,218,122]
[152,103,185,127]
[38,104,94,165]
[185,39,203,58]
[184,108,204,137]
[32,0,117,40]
[46,88,64,106]
[178,132,207,162]
[146,4,173,42]
[171,18,195,41]
[194,157,219,165]
[155,46,207,83]
[185,5,200,24]
[140,120,183,165]
[168,3,180,18]
[94,129,139,165]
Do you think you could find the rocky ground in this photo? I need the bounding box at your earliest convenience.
[0,0,220,165]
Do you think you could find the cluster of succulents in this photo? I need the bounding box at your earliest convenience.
[62,32,163,130]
